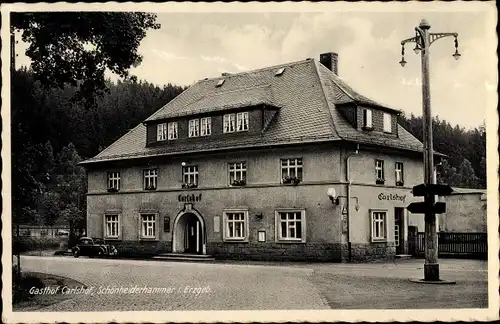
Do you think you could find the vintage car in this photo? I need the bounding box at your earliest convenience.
[72,237,118,258]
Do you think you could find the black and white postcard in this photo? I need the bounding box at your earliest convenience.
[2,1,498,323]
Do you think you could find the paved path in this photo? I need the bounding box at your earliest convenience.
[20,256,328,311]
[309,259,488,309]
[19,256,488,311]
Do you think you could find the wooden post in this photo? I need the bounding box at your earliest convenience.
[418,20,440,281]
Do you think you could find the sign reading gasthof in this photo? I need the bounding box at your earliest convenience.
[178,193,202,202]
[378,193,406,202]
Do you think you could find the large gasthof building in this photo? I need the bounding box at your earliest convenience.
[81,52,432,262]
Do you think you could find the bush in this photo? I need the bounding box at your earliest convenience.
[13,237,63,254]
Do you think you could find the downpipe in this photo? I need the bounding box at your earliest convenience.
[345,144,359,262]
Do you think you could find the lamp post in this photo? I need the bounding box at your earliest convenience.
[400,19,460,281]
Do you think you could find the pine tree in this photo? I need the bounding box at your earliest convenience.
[457,158,479,189]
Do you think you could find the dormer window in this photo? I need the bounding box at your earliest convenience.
[168,122,178,140]
[383,113,392,133]
[223,114,236,133]
[363,109,373,129]
[157,123,167,141]
[275,67,285,76]
[216,79,225,87]
[188,119,200,138]
[236,112,249,131]
[224,112,248,133]
[200,117,211,136]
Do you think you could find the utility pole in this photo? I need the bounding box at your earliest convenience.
[400,19,460,282]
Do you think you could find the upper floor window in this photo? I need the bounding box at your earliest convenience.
[223,114,236,133]
[363,109,373,129]
[107,172,120,192]
[371,210,387,242]
[157,123,167,141]
[200,117,211,136]
[236,112,249,131]
[182,165,198,188]
[229,162,246,186]
[281,158,303,184]
[383,113,392,133]
[144,169,158,190]
[395,162,404,186]
[168,122,178,140]
[275,209,306,242]
[189,119,200,138]
[375,160,385,184]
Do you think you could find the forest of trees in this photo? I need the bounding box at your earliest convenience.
[11,68,185,229]
[11,68,486,228]
[398,114,486,189]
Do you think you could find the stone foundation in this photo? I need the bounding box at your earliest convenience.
[111,240,171,257]
[108,240,396,262]
[342,242,396,262]
[207,242,342,262]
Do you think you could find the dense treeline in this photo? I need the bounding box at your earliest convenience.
[11,68,486,227]
[398,114,486,189]
[11,68,185,228]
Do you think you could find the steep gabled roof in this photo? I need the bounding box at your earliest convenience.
[315,62,423,152]
[82,58,424,165]
[145,85,278,120]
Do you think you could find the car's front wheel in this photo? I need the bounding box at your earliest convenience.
[97,249,104,258]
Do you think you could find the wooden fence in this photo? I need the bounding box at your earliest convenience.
[12,225,70,238]
[415,232,487,259]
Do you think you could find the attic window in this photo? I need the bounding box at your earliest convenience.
[383,113,392,133]
[363,109,373,129]
[275,67,285,76]
[216,79,225,87]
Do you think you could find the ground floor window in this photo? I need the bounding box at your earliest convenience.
[275,209,306,242]
[371,210,387,242]
[141,214,157,239]
[104,214,120,239]
[223,210,249,241]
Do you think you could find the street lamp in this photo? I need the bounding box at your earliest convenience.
[399,45,407,67]
[399,19,460,282]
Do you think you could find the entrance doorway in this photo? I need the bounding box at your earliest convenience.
[394,208,404,254]
[184,215,201,253]
[172,210,206,255]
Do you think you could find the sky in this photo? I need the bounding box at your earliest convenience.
[12,5,497,130]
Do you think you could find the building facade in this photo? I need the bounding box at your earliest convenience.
[82,52,430,262]
[409,188,487,233]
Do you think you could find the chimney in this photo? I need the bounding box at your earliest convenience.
[319,52,338,75]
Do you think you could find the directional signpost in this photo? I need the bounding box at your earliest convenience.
[408,183,453,282]
[407,201,446,214]
[408,184,453,216]
[411,184,454,197]
[400,19,460,283]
